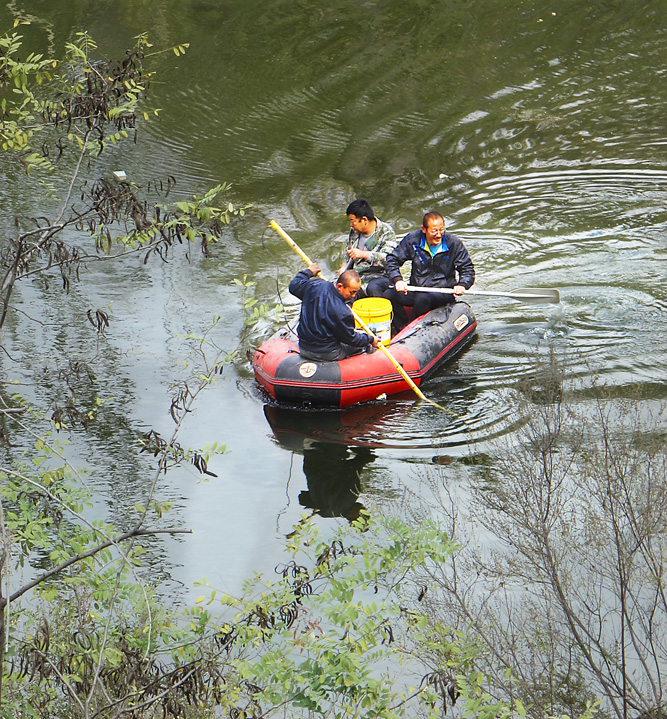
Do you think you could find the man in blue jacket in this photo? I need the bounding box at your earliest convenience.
[289,264,381,361]
[366,211,475,332]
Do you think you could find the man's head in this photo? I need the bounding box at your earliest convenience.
[336,269,362,301]
[346,199,376,235]
[422,211,445,246]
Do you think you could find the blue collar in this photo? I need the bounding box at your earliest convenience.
[420,233,445,256]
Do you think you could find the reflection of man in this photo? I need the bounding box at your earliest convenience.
[289,263,380,361]
[367,211,475,332]
[299,442,374,522]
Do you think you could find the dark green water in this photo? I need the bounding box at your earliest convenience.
[0,0,665,596]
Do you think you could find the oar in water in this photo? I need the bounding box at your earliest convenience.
[404,284,561,304]
[269,220,449,411]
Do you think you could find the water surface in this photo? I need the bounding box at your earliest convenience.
[0,0,665,596]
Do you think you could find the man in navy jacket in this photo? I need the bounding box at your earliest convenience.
[289,264,381,361]
[366,211,474,331]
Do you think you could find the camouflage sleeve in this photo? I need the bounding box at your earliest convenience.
[369,219,398,267]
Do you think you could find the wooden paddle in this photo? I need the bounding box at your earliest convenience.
[269,220,448,410]
[404,284,560,304]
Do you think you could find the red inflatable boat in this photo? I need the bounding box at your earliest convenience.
[252,302,477,407]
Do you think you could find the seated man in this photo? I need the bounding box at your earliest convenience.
[289,263,381,361]
[339,199,398,297]
[366,211,474,332]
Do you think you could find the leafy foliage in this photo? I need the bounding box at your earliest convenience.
[0,26,247,331]
[0,509,515,719]
[0,318,236,717]
[0,25,246,718]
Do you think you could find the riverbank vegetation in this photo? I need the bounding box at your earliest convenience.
[1,25,665,719]
[401,357,667,719]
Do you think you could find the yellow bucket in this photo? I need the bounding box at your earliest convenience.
[352,297,393,345]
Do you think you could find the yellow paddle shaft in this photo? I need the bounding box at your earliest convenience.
[269,220,313,265]
[348,306,428,401]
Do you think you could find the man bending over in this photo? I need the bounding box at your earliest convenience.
[289,264,381,362]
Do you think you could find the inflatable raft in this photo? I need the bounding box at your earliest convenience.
[252,301,477,407]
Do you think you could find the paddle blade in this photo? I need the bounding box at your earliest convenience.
[512,288,561,304]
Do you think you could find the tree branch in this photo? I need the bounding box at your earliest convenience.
[2,526,191,608]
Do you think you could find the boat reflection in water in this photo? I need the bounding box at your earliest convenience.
[264,404,393,522]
